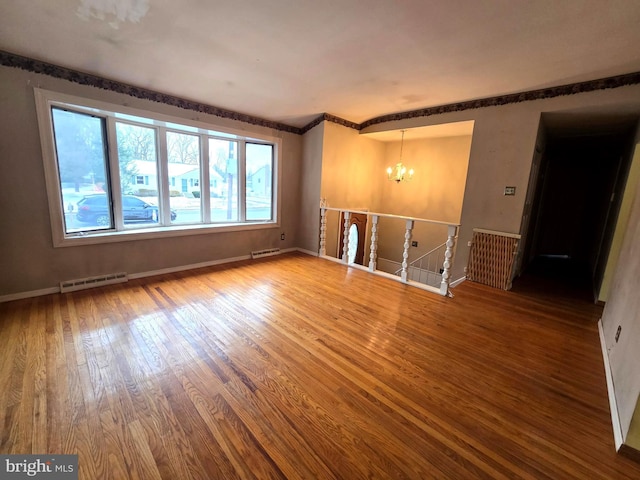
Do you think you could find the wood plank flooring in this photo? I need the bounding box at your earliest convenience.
[1,252,639,479]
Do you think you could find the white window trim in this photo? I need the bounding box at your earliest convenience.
[34,88,281,248]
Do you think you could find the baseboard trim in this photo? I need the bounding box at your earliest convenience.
[450,276,466,288]
[0,287,60,303]
[128,254,252,280]
[0,250,449,303]
[296,248,319,257]
[0,252,289,303]
[599,319,624,451]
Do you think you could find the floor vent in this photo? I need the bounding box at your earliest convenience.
[251,248,281,259]
[60,272,128,293]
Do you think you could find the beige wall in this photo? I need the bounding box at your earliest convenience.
[601,174,640,441]
[320,122,385,258]
[377,136,471,221]
[599,142,640,302]
[628,402,640,450]
[450,106,541,281]
[375,135,471,263]
[0,65,302,296]
[298,122,324,253]
[321,122,384,210]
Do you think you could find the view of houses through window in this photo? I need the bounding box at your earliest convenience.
[47,101,275,238]
[167,130,202,224]
[246,142,273,221]
[209,138,238,222]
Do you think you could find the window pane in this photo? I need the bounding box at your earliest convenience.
[51,107,112,233]
[167,131,201,224]
[246,143,273,221]
[209,138,238,222]
[116,122,162,226]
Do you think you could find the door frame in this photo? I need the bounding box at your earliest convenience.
[338,212,368,265]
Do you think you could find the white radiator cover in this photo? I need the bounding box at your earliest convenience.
[466,228,521,290]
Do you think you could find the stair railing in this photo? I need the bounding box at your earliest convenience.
[394,241,447,288]
[319,206,459,297]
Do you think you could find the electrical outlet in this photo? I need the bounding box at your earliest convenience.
[411,241,418,247]
[504,186,516,196]
[280,233,285,240]
[615,325,622,342]
[467,241,472,247]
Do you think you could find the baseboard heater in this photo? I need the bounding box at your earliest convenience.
[251,248,281,259]
[60,272,128,293]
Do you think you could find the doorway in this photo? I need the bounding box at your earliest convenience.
[519,116,638,301]
[338,212,367,265]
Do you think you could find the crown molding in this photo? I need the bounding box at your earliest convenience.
[358,71,640,130]
[307,71,640,132]
[321,113,360,131]
[3,50,639,137]
[299,113,359,134]
[0,50,303,135]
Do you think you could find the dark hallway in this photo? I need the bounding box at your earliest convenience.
[516,117,638,303]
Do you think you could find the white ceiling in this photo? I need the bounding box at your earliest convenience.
[1,1,640,129]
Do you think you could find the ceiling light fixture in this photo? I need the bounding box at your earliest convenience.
[387,130,414,183]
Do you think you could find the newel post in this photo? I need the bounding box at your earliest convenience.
[440,225,458,296]
[401,220,414,282]
[368,215,379,272]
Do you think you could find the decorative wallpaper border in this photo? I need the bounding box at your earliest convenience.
[300,113,359,134]
[358,71,640,130]
[2,49,639,136]
[0,50,303,135]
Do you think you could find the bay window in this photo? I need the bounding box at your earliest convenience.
[35,89,279,246]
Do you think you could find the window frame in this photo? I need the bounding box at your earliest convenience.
[34,88,281,248]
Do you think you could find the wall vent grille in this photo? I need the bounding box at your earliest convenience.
[60,272,128,293]
[251,248,281,259]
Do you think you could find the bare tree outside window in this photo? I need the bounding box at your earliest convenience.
[167,131,199,164]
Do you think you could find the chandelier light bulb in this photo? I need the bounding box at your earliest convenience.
[386,130,414,183]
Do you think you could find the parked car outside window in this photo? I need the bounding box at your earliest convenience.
[76,194,176,226]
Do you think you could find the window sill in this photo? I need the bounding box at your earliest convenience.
[54,221,279,248]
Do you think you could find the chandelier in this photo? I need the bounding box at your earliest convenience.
[386,130,414,183]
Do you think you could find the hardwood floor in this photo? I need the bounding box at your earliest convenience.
[1,252,638,479]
